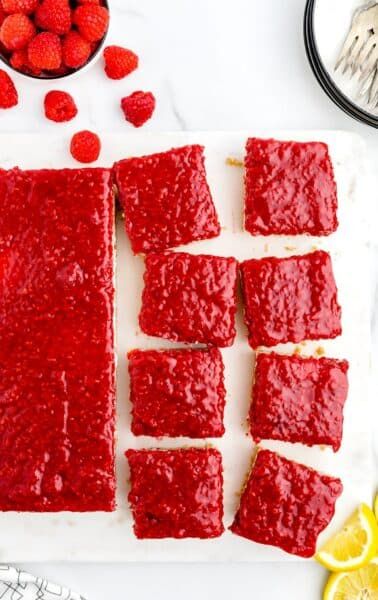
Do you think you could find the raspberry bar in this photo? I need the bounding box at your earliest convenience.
[128,348,226,437]
[114,145,220,253]
[230,449,342,557]
[0,167,115,511]
[244,138,338,236]
[139,252,238,347]
[250,353,349,451]
[126,448,224,538]
[240,250,342,348]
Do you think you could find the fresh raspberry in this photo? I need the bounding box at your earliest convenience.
[73,4,109,42]
[77,0,101,3]
[0,7,5,27]
[103,45,138,80]
[0,13,35,51]
[62,30,90,69]
[44,90,78,122]
[0,68,18,108]
[1,0,38,14]
[121,91,156,128]
[35,0,71,36]
[28,32,62,70]
[70,130,101,163]
[9,47,26,69]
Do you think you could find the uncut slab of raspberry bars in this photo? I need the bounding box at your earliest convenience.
[0,167,116,511]
[244,138,338,236]
[126,448,224,538]
[114,145,220,253]
[250,353,349,451]
[240,250,342,348]
[230,449,342,557]
[128,348,226,437]
[139,251,238,346]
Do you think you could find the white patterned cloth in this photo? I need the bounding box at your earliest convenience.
[0,566,86,600]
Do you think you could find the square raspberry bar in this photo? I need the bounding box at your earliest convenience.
[244,138,338,236]
[114,145,220,253]
[240,250,342,348]
[0,167,115,511]
[139,252,238,346]
[250,353,349,451]
[128,348,226,437]
[230,449,342,557]
[126,448,224,538]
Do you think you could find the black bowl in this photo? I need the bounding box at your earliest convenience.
[304,0,378,128]
[0,0,109,80]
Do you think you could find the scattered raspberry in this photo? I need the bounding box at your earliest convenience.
[0,7,5,27]
[103,45,138,80]
[0,68,18,108]
[73,4,109,42]
[62,30,90,69]
[121,91,156,128]
[70,130,101,163]
[35,0,71,36]
[44,90,78,122]
[28,32,62,70]
[1,0,38,14]
[0,13,35,51]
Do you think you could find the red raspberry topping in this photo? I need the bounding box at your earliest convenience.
[0,68,18,108]
[103,45,138,80]
[28,32,62,70]
[35,0,71,35]
[62,30,90,68]
[73,4,109,42]
[0,13,35,51]
[44,90,78,122]
[70,130,101,163]
[121,91,156,128]
[1,0,38,14]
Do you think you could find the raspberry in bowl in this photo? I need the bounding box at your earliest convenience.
[0,0,109,79]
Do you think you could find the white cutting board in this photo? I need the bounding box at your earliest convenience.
[0,131,373,562]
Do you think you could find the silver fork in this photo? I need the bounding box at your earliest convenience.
[335,2,378,106]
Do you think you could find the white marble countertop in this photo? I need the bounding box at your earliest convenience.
[2,0,377,598]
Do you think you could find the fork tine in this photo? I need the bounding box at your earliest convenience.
[345,33,371,74]
[335,30,359,71]
[368,67,378,102]
[352,34,377,75]
[358,68,375,97]
[357,35,378,76]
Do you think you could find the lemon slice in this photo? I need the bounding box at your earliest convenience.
[323,557,378,600]
[374,494,378,522]
[316,503,378,572]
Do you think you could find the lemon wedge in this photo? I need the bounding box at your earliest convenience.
[316,503,378,572]
[323,557,378,600]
